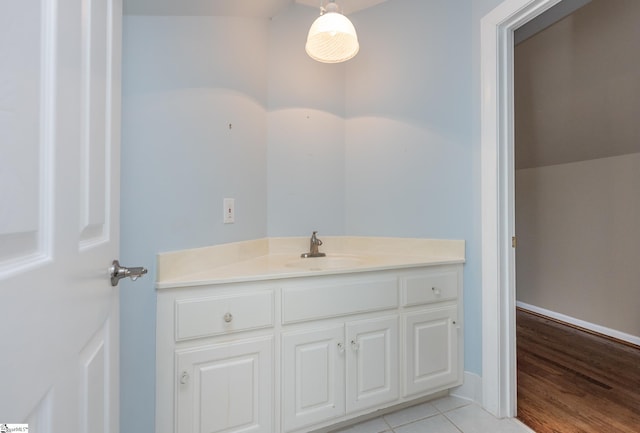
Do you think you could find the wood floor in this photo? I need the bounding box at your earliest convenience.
[516,308,640,433]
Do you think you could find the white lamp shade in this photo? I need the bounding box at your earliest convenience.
[305,12,359,63]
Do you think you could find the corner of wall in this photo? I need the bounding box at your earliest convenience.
[450,371,483,406]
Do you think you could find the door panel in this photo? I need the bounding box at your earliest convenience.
[404,306,458,397]
[0,1,122,431]
[0,1,54,274]
[346,316,399,412]
[282,325,345,432]
[79,321,110,433]
[176,337,273,433]
[80,0,113,248]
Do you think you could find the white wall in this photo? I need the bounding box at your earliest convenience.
[516,154,640,336]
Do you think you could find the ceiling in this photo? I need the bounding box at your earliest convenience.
[123,0,388,17]
[294,0,388,15]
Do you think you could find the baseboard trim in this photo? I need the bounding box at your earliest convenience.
[451,371,483,406]
[516,301,640,348]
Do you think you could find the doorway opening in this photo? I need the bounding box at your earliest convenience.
[513,0,640,429]
[480,0,571,419]
[481,0,640,421]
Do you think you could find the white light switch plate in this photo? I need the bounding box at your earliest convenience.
[223,198,235,224]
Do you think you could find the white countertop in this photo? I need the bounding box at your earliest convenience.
[156,236,465,289]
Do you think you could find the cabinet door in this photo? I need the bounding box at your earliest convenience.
[404,306,459,397]
[282,325,345,432]
[176,337,273,433]
[346,316,399,413]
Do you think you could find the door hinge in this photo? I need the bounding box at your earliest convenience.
[512,236,517,248]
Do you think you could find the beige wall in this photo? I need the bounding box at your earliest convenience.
[516,154,640,336]
[515,0,640,170]
[515,0,640,337]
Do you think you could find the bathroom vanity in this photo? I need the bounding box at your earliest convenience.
[155,237,464,433]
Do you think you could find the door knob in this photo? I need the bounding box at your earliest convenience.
[110,260,148,286]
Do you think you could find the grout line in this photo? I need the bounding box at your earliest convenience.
[381,417,393,433]
[383,406,441,429]
[337,401,533,433]
[390,412,457,432]
[441,410,465,433]
[336,399,480,433]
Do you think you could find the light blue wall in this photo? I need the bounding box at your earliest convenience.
[267,4,348,236]
[120,16,269,433]
[268,0,481,375]
[120,1,510,431]
[343,0,480,375]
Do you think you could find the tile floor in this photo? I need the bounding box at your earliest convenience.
[331,396,535,433]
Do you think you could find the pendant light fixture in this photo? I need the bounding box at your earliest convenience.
[305,0,359,64]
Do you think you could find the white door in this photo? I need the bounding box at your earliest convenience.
[1,1,123,431]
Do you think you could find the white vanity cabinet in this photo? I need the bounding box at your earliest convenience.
[403,306,459,396]
[282,316,399,432]
[156,263,463,433]
[345,316,399,413]
[401,266,463,397]
[282,324,345,431]
[157,287,276,433]
[176,336,273,433]
[280,275,400,431]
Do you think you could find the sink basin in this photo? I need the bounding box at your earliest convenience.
[285,255,365,271]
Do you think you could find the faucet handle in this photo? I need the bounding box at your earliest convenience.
[311,231,322,245]
[302,231,326,257]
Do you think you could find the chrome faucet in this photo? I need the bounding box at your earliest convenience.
[301,231,326,258]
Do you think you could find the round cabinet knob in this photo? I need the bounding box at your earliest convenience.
[224,312,233,323]
[351,340,360,351]
[180,371,190,385]
[432,287,441,296]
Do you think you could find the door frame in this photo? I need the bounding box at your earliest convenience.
[479,0,565,418]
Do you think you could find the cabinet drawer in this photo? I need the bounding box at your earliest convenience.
[175,291,273,341]
[282,278,398,324]
[401,268,458,307]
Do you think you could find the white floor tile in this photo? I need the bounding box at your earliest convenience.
[444,404,533,433]
[431,395,473,413]
[504,419,537,433]
[393,414,462,433]
[332,416,391,433]
[330,400,534,433]
[382,402,439,428]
